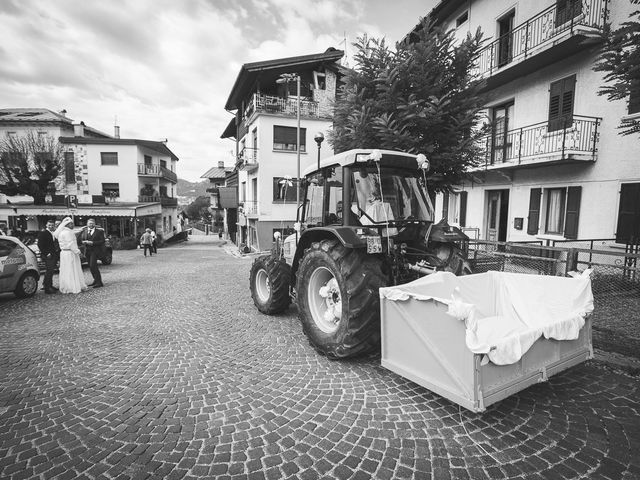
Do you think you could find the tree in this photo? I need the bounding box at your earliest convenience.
[0,131,64,204]
[185,195,211,222]
[329,19,488,191]
[593,3,640,137]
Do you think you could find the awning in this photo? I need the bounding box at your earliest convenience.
[0,203,162,217]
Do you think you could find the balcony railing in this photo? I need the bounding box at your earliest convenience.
[236,147,259,171]
[243,94,319,120]
[160,166,177,183]
[479,115,601,168]
[137,164,177,183]
[239,200,258,216]
[475,0,607,78]
[138,195,178,206]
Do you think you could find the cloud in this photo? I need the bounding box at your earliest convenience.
[0,0,426,181]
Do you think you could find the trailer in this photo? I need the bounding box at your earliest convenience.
[380,270,594,412]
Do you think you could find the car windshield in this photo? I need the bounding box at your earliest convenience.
[352,167,434,224]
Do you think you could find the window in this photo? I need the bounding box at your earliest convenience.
[555,0,582,27]
[160,159,167,169]
[64,151,75,183]
[102,183,120,198]
[545,188,566,234]
[616,183,640,243]
[325,166,343,225]
[456,11,468,27]
[273,177,299,203]
[491,102,514,163]
[159,186,167,197]
[144,155,152,165]
[303,173,324,226]
[548,75,576,132]
[0,238,17,257]
[313,71,326,90]
[273,126,306,152]
[528,186,581,238]
[442,191,467,227]
[252,128,258,148]
[101,152,118,165]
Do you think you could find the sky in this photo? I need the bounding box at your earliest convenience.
[0,0,433,182]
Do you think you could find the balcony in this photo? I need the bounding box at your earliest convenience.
[239,200,259,217]
[243,94,320,121]
[137,163,178,183]
[475,0,607,89]
[138,195,178,207]
[236,147,259,172]
[477,115,601,170]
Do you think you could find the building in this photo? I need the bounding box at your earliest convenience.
[418,0,639,245]
[0,108,179,240]
[221,48,344,251]
[201,161,233,234]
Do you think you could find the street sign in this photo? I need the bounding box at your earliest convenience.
[66,195,78,208]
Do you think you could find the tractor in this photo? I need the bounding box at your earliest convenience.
[249,149,471,359]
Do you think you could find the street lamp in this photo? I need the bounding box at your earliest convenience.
[276,73,301,207]
[314,132,324,171]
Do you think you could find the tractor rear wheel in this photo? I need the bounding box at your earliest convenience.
[250,255,291,314]
[296,239,387,359]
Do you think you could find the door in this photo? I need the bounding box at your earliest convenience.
[491,103,513,164]
[497,10,515,67]
[486,190,510,242]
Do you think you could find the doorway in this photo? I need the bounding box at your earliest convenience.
[486,189,510,242]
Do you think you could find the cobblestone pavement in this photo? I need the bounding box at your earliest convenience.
[1,239,639,480]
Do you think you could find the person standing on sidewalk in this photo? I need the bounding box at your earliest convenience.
[37,218,59,294]
[150,229,157,254]
[140,228,153,257]
[79,218,105,288]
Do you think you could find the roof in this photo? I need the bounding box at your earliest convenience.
[221,117,236,139]
[224,48,344,110]
[201,166,232,179]
[302,149,419,176]
[59,137,179,161]
[0,108,113,138]
[402,0,467,44]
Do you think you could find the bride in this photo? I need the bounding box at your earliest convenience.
[54,216,87,294]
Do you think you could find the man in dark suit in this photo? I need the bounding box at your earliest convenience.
[79,218,105,288]
[37,218,59,294]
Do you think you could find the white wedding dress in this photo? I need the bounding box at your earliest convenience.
[54,225,87,294]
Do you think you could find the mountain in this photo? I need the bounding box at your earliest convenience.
[177,178,209,197]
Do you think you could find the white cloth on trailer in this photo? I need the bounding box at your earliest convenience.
[379,270,594,365]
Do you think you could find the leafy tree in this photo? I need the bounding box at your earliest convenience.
[593,4,640,136]
[0,131,63,204]
[185,195,211,222]
[330,19,488,191]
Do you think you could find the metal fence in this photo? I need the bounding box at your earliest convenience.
[468,240,640,358]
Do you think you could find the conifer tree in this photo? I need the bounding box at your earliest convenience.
[593,4,640,137]
[330,19,488,191]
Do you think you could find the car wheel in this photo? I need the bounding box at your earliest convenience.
[15,272,39,298]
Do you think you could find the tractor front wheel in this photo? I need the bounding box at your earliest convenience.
[296,239,387,359]
[250,255,292,314]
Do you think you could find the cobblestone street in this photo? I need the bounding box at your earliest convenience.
[1,238,639,480]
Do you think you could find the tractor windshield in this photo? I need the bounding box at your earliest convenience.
[352,167,434,225]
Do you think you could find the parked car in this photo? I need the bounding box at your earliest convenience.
[0,236,40,297]
[27,228,113,272]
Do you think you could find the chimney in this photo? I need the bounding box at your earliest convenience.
[73,121,85,137]
[114,125,120,139]
[218,161,224,168]
[59,109,67,117]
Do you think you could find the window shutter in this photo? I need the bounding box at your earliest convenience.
[564,186,581,239]
[527,188,542,235]
[629,80,640,115]
[548,75,575,132]
[616,183,640,243]
[459,191,468,227]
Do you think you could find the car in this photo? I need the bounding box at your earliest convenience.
[0,236,40,298]
[27,228,113,272]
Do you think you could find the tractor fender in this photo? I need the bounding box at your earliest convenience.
[292,227,366,276]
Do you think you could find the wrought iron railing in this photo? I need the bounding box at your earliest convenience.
[236,147,259,170]
[244,94,319,120]
[480,115,601,167]
[475,0,608,77]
